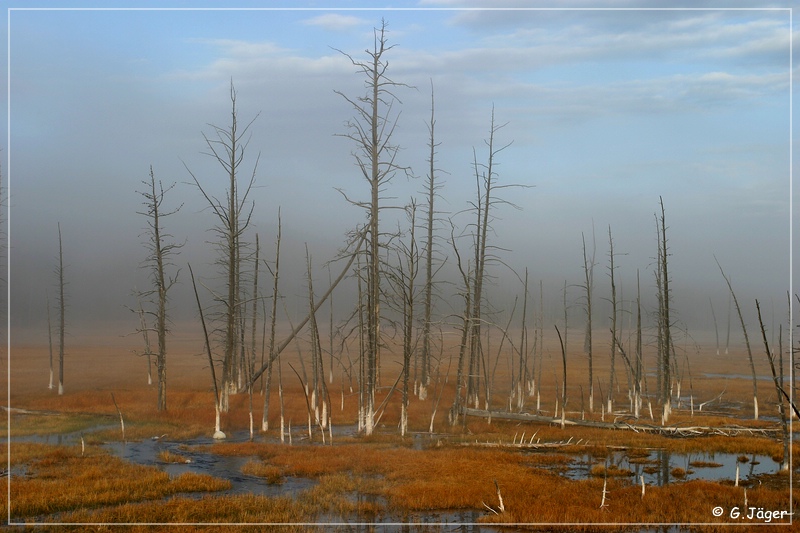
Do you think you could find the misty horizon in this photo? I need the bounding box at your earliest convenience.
[5,4,795,354]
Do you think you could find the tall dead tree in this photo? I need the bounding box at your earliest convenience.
[514,268,530,411]
[607,226,618,415]
[581,230,596,413]
[448,220,472,425]
[655,197,673,424]
[261,211,281,432]
[466,107,514,410]
[420,79,444,402]
[185,80,259,412]
[135,166,183,411]
[334,20,410,435]
[56,223,66,396]
[398,201,419,436]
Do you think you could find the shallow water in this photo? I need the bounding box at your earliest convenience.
[104,432,316,497]
[558,449,780,486]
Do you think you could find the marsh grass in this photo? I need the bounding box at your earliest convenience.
[241,460,284,484]
[8,445,229,520]
[51,494,307,531]
[158,449,190,464]
[689,460,723,468]
[3,411,114,437]
[590,464,632,477]
[7,341,798,528]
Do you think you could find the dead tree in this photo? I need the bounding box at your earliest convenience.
[581,229,596,413]
[334,20,411,435]
[449,220,472,425]
[756,299,789,469]
[261,211,281,431]
[56,222,66,396]
[306,246,331,433]
[514,268,530,411]
[466,107,516,411]
[606,226,618,414]
[134,297,153,385]
[189,264,225,439]
[398,201,419,436]
[420,79,445,402]
[555,325,567,429]
[634,270,644,418]
[135,166,183,411]
[715,257,758,419]
[46,291,54,390]
[185,80,259,412]
[655,198,673,424]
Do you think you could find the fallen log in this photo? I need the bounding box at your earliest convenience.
[462,408,782,437]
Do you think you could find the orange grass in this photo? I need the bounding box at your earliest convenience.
[50,494,307,532]
[158,449,191,464]
[7,445,229,520]
[240,460,284,484]
[5,339,797,528]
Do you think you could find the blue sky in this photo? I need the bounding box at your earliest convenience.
[4,1,797,344]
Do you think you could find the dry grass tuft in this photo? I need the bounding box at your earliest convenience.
[689,460,723,468]
[241,460,283,484]
[157,449,190,464]
[590,463,632,477]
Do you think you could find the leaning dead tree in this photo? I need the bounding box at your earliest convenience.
[334,19,411,435]
[250,230,367,389]
[715,256,758,419]
[134,166,183,412]
[185,80,260,412]
[189,264,225,439]
[756,299,789,469]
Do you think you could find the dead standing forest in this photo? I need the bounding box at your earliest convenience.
[6,20,799,529]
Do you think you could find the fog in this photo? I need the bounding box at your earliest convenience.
[5,4,796,350]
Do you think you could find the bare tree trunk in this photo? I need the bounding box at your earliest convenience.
[57,222,65,396]
[400,202,418,436]
[420,80,441,402]
[657,198,672,424]
[189,264,225,439]
[449,221,471,425]
[581,230,596,413]
[756,299,788,469]
[555,325,567,429]
[516,269,529,411]
[45,292,54,390]
[634,270,643,419]
[135,298,152,386]
[715,257,758,419]
[607,226,617,414]
[262,213,281,431]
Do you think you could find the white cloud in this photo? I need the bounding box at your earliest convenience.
[302,13,366,31]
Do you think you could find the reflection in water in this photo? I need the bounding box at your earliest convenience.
[558,448,779,487]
